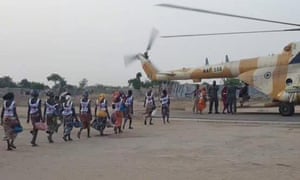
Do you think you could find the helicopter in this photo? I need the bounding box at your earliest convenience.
[124,4,300,116]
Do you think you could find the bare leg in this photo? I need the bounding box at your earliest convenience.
[31,129,38,146]
[6,140,12,151]
[10,139,16,149]
[77,128,83,139]
[129,118,133,129]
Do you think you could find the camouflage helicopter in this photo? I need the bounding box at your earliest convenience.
[124,4,300,116]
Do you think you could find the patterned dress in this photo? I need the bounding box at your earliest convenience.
[45,100,59,134]
[29,98,42,128]
[113,101,123,128]
[2,100,18,140]
[160,95,170,117]
[62,102,74,136]
[79,99,92,129]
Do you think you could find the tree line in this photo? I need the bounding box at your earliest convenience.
[0,73,87,92]
[0,72,156,93]
[0,76,48,90]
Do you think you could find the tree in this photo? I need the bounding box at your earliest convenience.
[47,73,65,86]
[18,78,48,90]
[79,78,88,89]
[47,73,67,93]
[0,76,17,88]
[18,79,31,88]
[30,82,48,90]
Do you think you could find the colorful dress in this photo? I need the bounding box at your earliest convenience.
[2,100,18,140]
[62,102,74,136]
[114,102,123,131]
[198,88,207,113]
[45,101,59,134]
[94,99,108,135]
[29,98,42,128]
[79,99,92,129]
[145,95,155,115]
[160,94,170,123]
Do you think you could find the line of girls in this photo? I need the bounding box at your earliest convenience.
[0,89,134,151]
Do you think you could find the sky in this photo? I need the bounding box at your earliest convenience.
[1,0,300,87]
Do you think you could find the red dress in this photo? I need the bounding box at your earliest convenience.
[198,88,207,113]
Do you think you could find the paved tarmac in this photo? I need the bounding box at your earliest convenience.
[153,107,300,124]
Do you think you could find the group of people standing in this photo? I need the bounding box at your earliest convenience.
[190,81,249,114]
[0,89,135,151]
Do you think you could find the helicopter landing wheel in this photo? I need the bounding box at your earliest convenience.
[279,103,295,116]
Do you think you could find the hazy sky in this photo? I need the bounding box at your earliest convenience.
[1,0,300,87]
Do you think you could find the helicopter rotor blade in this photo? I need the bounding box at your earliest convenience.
[124,54,139,67]
[146,28,159,52]
[161,28,300,38]
[157,4,300,27]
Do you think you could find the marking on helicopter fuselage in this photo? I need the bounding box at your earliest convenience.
[203,66,224,73]
[264,72,271,79]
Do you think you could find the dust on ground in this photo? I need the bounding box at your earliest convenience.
[1,97,300,180]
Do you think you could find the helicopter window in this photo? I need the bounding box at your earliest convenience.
[289,53,300,64]
[286,78,293,86]
[213,66,223,73]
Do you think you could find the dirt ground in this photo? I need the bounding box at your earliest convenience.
[1,98,300,180]
[1,118,300,180]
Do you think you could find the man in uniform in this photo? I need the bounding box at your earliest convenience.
[208,80,219,114]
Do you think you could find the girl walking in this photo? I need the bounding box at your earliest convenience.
[44,91,59,143]
[94,94,110,136]
[77,91,92,138]
[144,89,155,125]
[160,89,170,124]
[1,92,20,150]
[62,94,78,141]
[27,90,43,146]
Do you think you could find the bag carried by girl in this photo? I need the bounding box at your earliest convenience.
[35,122,48,131]
[73,120,82,128]
[13,124,23,133]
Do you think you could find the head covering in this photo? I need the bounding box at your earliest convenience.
[112,91,121,103]
[162,89,167,95]
[120,91,126,99]
[65,95,71,101]
[30,89,39,97]
[46,91,54,97]
[147,89,152,96]
[2,92,14,100]
[82,91,89,98]
[59,91,71,102]
[65,95,72,106]
[98,94,105,102]
[128,89,132,96]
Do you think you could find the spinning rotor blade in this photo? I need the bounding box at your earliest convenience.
[157,4,300,27]
[124,54,138,67]
[146,28,159,52]
[161,28,300,38]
